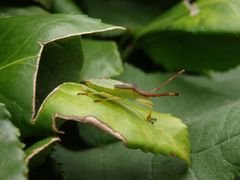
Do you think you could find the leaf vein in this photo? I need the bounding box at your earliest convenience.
[0,56,38,71]
[192,132,240,155]
[1,18,64,66]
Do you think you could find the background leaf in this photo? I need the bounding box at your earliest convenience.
[0,103,28,180]
[0,4,49,17]
[81,0,180,32]
[136,0,240,72]
[79,39,123,80]
[78,123,118,147]
[50,0,82,14]
[33,0,53,10]
[53,143,188,180]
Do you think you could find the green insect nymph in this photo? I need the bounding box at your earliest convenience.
[80,70,184,123]
[84,78,179,99]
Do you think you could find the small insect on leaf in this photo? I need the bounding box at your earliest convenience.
[80,70,185,123]
[114,70,185,98]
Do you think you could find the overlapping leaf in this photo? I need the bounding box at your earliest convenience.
[53,143,188,180]
[2,1,239,179]
[0,4,49,17]
[81,0,179,32]
[25,136,59,169]
[80,39,123,80]
[50,0,82,14]
[0,103,27,180]
[137,0,240,72]
[0,14,123,136]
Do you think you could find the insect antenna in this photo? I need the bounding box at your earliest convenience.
[150,69,185,93]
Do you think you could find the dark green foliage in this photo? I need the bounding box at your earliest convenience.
[1,0,240,179]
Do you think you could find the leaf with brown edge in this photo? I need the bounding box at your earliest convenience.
[25,136,60,170]
[33,82,190,163]
[0,14,124,137]
[25,136,60,163]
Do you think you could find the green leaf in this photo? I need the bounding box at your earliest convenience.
[82,0,177,32]
[0,103,28,180]
[137,0,240,72]
[25,136,59,162]
[78,123,118,147]
[80,39,123,80]
[34,82,190,162]
[51,0,82,14]
[0,5,49,17]
[33,0,53,9]
[37,37,123,115]
[25,136,59,169]
[0,14,123,136]
[52,64,240,179]
[53,143,188,180]
[36,36,84,111]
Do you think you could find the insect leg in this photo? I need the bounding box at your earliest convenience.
[94,96,122,103]
[146,111,157,124]
[135,99,157,123]
[150,70,185,93]
[150,92,181,97]
[78,91,122,102]
[77,92,99,96]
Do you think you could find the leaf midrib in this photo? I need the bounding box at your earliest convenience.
[0,17,64,66]
[0,55,38,71]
